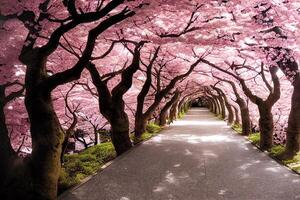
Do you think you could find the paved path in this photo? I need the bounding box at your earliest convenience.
[60,108,300,200]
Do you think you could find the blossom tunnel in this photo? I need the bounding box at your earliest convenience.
[1,0,300,199]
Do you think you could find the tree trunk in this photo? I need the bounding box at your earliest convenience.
[258,103,273,150]
[0,99,17,183]
[240,106,251,136]
[159,110,169,126]
[214,97,221,115]
[225,104,234,125]
[110,110,132,155]
[159,92,180,126]
[217,96,226,119]
[284,78,300,158]
[26,92,64,200]
[94,128,99,145]
[232,105,240,125]
[169,97,180,123]
[2,56,65,199]
[134,115,147,138]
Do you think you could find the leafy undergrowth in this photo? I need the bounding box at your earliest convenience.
[231,123,242,134]
[248,132,260,146]
[58,142,116,194]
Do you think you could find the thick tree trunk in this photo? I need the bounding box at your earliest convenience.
[226,104,234,125]
[110,110,132,155]
[134,115,147,138]
[217,96,226,119]
[214,98,221,115]
[284,78,300,158]
[258,104,273,150]
[26,92,64,200]
[159,110,169,126]
[169,97,180,123]
[232,105,240,125]
[240,105,251,136]
[0,100,17,183]
[2,55,65,199]
[159,92,180,126]
[211,98,216,113]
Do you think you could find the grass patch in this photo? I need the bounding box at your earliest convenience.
[270,145,285,157]
[248,132,260,146]
[216,114,223,120]
[178,111,186,119]
[58,142,116,194]
[283,152,300,165]
[132,122,161,144]
[231,123,242,134]
[146,122,161,133]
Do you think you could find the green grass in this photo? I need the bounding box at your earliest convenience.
[132,122,161,144]
[146,122,161,133]
[270,145,285,157]
[59,123,163,194]
[58,142,116,194]
[248,132,260,146]
[283,152,300,165]
[231,123,242,134]
[216,114,224,120]
[178,111,186,119]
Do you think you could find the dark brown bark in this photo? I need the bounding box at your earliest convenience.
[232,105,240,125]
[213,86,233,124]
[0,86,19,187]
[284,78,300,158]
[216,95,226,119]
[257,102,273,150]
[159,91,180,126]
[169,94,181,123]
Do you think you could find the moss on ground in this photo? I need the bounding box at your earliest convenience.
[132,122,161,144]
[146,122,161,133]
[58,142,116,194]
[248,132,260,146]
[231,123,242,134]
[178,111,186,119]
[270,145,285,157]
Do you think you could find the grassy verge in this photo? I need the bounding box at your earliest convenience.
[58,142,116,194]
[231,123,242,135]
[59,122,163,194]
[230,126,300,175]
[132,122,162,144]
[248,132,260,146]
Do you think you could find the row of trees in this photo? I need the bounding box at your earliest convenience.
[1,0,300,199]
